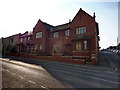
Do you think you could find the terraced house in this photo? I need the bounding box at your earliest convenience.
[2,33,20,56]
[3,8,100,65]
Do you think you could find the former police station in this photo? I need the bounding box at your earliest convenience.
[1,8,100,65]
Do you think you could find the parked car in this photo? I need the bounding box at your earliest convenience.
[115,50,119,53]
[117,50,120,55]
[110,49,113,52]
[113,49,116,53]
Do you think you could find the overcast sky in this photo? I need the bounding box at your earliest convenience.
[0,0,119,49]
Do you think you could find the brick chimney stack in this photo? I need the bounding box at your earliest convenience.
[69,19,71,23]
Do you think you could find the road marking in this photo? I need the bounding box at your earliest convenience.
[41,86,46,88]
[43,60,117,74]
[50,68,120,85]
[5,70,9,72]
[90,76,120,84]
[54,64,117,78]
[41,86,50,90]
[29,80,36,84]
[19,76,24,79]
[104,53,117,69]
[20,85,23,88]
[11,73,16,75]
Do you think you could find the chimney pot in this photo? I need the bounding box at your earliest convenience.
[93,12,96,18]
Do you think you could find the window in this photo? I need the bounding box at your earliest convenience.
[65,30,70,36]
[28,37,30,40]
[36,32,42,38]
[20,38,23,42]
[11,38,13,43]
[10,38,13,43]
[24,37,26,41]
[27,46,29,51]
[34,45,37,50]
[84,41,87,50]
[76,27,86,34]
[76,41,82,51]
[39,44,42,50]
[53,32,59,38]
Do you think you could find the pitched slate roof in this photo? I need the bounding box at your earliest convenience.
[43,22,55,31]
[54,22,71,31]
[42,22,71,32]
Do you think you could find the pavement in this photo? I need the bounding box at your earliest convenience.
[1,58,67,88]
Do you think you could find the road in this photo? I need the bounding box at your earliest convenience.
[1,57,119,88]
[98,51,120,70]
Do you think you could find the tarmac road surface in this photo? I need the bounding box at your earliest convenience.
[1,57,119,88]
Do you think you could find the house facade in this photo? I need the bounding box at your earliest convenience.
[31,8,100,65]
[2,34,20,56]
[19,31,33,54]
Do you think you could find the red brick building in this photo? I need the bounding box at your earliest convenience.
[31,8,100,65]
[19,31,33,54]
[3,8,100,65]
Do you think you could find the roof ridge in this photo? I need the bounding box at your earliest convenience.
[55,22,71,27]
